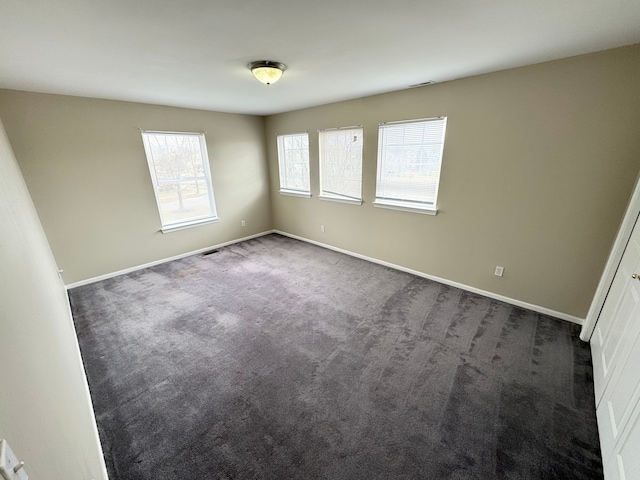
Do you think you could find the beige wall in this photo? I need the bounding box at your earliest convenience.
[0,91,271,284]
[1,45,639,318]
[265,45,640,319]
[0,118,107,480]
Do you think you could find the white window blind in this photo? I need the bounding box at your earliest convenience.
[277,133,310,196]
[319,127,363,204]
[374,117,447,213]
[141,131,218,231]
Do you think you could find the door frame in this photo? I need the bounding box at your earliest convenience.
[581,174,640,341]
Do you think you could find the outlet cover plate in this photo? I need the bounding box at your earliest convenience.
[0,440,28,480]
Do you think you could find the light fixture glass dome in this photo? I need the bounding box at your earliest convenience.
[248,61,286,85]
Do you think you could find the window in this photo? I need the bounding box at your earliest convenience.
[374,117,447,215]
[277,132,311,197]
[141,131,218,232]
[319,126,363,205]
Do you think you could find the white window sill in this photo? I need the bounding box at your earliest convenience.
[373,200,437,215]
[279,189,311,198]
[318,194,363,206]
[161,217,220,233]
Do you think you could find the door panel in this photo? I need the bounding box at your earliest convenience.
[603,402,640,480]
[592,224,640,404]
[596,313,640,461]
[592,218,640,479]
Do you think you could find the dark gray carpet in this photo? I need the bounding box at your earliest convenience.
[69,234,603,480]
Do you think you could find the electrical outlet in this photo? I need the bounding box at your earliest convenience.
[494,266,504,277]
[0,440,29,480]
[241,220,246,227]
[320,225,325,233]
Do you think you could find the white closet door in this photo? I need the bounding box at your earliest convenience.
[601,401,640,480]
[592,218,640,403]
[591,216,640,479]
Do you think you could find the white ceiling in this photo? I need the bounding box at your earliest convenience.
[1,0,639,116]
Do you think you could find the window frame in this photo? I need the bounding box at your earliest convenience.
[373,116,447,215]
[318,126,364,205]
[141,130,219,233]
[276,132,311,198]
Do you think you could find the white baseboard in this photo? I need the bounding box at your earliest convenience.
[273,230,584,325]
[65,230,275,289]
[67,228,584,325]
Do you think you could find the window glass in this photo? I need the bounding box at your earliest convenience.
[319,127,363,203]
[375,117,447,213]
[277,133,310,196]
[141,131,218,231]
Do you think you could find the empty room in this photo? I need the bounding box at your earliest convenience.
[1,1,640,479]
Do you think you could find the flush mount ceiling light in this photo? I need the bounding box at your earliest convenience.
[248,60,286,85]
